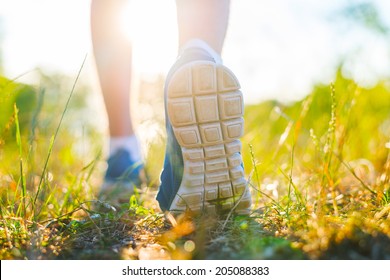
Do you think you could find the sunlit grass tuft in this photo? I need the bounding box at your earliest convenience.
[1,67,390,259]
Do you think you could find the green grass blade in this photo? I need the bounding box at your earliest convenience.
[13,104,27,218]
[27,88,45,161]
[33,55,88,220]
[33,134,55,217]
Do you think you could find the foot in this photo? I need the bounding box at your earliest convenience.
[99,148,145,205]
[156,48,252,216]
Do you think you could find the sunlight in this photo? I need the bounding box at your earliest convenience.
[120,0,178,74]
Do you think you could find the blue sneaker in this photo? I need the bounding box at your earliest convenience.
[156,48,252,215]
[99,148,145,204]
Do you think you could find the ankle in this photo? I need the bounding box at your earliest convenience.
[109,134,142,162]
[179,38,223,64]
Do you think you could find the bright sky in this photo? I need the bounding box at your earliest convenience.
[1,0,390,103]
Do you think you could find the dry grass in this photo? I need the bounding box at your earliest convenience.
[1,68,390,260]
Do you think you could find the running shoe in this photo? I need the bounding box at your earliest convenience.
[156,48,252,215]
[99,148,145,204]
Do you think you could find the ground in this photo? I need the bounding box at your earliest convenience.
[1,70,390,260]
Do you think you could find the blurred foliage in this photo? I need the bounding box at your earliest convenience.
[0,76,37,145]
[341,2,389,35]
[243,69,390,177]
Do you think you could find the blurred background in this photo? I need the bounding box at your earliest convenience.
[1,0,390,104]
[1,1,390,260]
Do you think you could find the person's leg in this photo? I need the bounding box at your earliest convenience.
[91,0,134,138]
[157,0,252,215]
[176,0,230,56]
[91,0,143,202]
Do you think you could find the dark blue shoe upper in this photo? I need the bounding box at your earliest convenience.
[104,148,144,186]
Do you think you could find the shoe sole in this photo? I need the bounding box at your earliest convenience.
[166,61,252,215]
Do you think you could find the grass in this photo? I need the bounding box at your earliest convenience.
[0,67,390,260]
